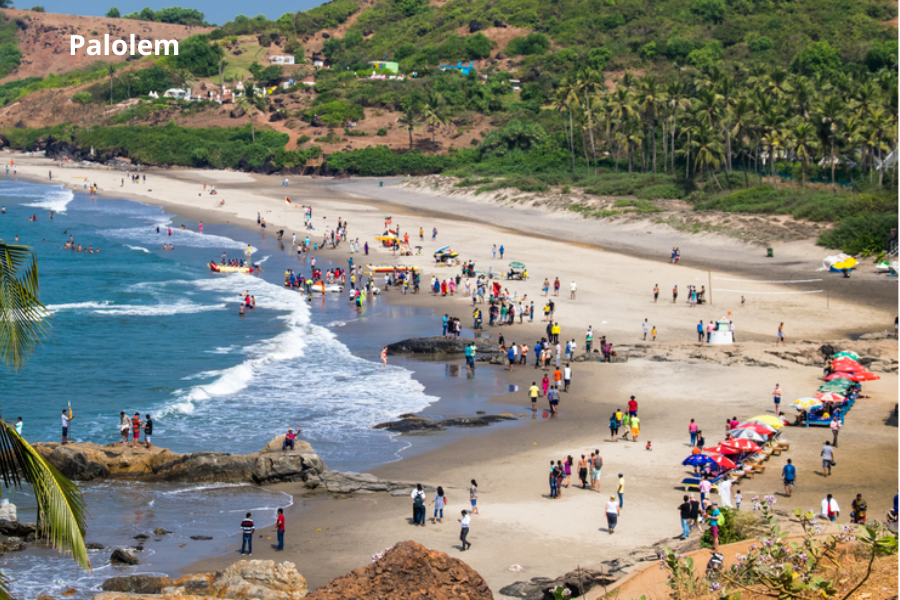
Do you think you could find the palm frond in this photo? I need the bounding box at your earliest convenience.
[0,241,49,371]
[0,421,90,571]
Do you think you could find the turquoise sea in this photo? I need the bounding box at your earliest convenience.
[0,179,512,599]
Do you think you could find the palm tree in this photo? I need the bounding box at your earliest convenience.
[789,121,819,188]
[666,81,691,175]
[420,92,447,152]
[688,122,725,190]
[607,87,635,171]
[0,240,91,599]
[550,82,577,174]
[817,95,846,192]
[637,74,666,173]
[575,68,604,174]
[235,88,264,142]
[397,100,420,150]
[729,96,756,187]
[106,64,117,105]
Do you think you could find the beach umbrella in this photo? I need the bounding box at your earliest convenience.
[508,262,526,269]
[736,423,773,436]
[831,358,864,371]
[832,257,858,270]
[742,419,778,432]
[833,371,880,382]
[822,376,854,386]
[728,428,767,442]
[746,415,785,429]
[721,438,762,452]
[833,351,860,360]
[815,392,847,403]
[704,445,741,455]
[791,397,823,410]
[819,383,850,393]
[682,454,714,467]
[709,455,737,470]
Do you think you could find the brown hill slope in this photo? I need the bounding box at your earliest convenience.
[0,8,211,82]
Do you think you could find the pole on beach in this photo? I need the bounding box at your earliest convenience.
[708,270,712,305]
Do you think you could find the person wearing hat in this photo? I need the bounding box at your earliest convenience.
[282,428,297,452]
[706,501,721,551]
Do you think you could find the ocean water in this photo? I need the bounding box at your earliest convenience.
[0,179,497,598]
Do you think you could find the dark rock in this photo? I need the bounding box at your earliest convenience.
[493,19,507,27]
[229,107,245,119]
[495,52,506,60]
[152,528,172,536]
[133,534,149,541]
[321,32,330,39]
[86,542,105,550]
[0,520,35,538]
[110,548,140,565]
[469,19,482,32]
[189,535,213,540]
[0,534,26,553]
[374,414,515,432]
[101,575,172,594]
[500,569,617,600]
[386,336,496,356]
[310,115,325,127]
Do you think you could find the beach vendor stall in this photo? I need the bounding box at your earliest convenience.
[506,262,527,280]
[708,319,734,345]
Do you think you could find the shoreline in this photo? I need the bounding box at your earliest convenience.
[4,155,897,595]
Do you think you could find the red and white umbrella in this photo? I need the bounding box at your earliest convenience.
[728,428,767,442]
[831,358,864,372]
[833,370,880,382]
[815,392,847,403]
[709,454,737,470]
[736,422,773,436]
[721,438,762,452]
[704,445,740,455]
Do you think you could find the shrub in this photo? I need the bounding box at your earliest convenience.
[376,127,388,136]
[174,34,224,77]
[587,46,613,69]
[465,33,492,60]
[817,213,898,254]
[691,0,726,23]
[749,36,774,53]
[635,183,686,200]
[505,33,550,56]
[791,41,842,77]
[326,146,454,175]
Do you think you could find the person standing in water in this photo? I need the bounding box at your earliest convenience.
[381,346,388,367]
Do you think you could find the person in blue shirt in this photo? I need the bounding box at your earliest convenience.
[507,345,516,372]
[706,501,721,551]
[499,245,505,259]
[697,320,704,342]
[782,458,796,497]
[442,314,449,337]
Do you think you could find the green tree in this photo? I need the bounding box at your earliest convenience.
[397,99,420,150]
[420,92,447,151]
[788,121,819,188]
[106,63,116,105]
[688,122,725,190]
[72,91,92,123]
[691,0,725,23]
[235,88,265,142]
[174,34,224,77]
[791,42,842,77]
[105,6,120,17]
[465,33,492,60]
[587,47,612,70]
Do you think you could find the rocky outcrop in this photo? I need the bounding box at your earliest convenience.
[95,560,308,600]
[499,568,617,600]
[386,336,497,356]
[313,471,431,495]
[374,413,517,433]
[34,437,326,485]
[110,548,140,565]
[305,540,492,600]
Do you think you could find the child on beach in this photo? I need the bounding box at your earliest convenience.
[735,489,742,510]
[645,441,652,451]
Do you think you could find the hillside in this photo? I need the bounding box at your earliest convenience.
[0,9,210,83]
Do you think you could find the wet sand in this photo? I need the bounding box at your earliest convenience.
[7,155,897,593]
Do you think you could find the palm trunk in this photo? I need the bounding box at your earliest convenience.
[725,128,732,172]
[742,148,749,188]
[672,113,679,174]
[585,98,598,175]
[685,132,691,178]
[651,120,657,173]
[770,143,777,189]
[878,143,884,187]
[408,126,413,150]
[662,122,668,175]
[580,122,590,171]
[568,107,576,174]
[830,140,836,193]
[709,166,724,191]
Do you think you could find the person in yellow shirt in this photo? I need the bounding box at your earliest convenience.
[529,382,540,413]
[631,415,641,442]
[651,326,657,341]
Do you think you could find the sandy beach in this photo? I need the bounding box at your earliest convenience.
[7,154,898,594]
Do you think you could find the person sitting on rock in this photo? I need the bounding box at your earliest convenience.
[282,429,296,452]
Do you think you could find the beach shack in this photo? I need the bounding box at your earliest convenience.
[439,61,476,75]
[708,320,734,345]
[269,55,296,65]
[369,60,399,73]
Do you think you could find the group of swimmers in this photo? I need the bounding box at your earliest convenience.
[61,235,99,254]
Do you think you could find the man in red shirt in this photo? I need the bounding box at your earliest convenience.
[628,396,638,417]
[276,508,285,551]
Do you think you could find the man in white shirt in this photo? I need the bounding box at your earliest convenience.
[458,510,472,550]
[821,494,840,521]
[14,417,22,436]
[563,365,572,392]
[570,281,577,299]
[821,441,835,477]
[642,319,649,341]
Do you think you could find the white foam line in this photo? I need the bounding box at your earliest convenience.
[715,289,824,295]
[713,277,823,283]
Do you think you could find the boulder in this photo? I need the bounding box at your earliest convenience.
[469,19,482,32]
[261,435,314,454]
[0,502,16,521]
[189,536,213,540]
[0,520,35,538]
[499,569,617,600]
[110,548,140,565]
[386,336,496,356]
[319,471,421,495]
[0,534,26,553]
[305,540,491,600]
[230,107,245,119]
[86,542,106,549]
[33,441,327,486]
[152,528,172,536]
[374,414,516,432]
[101,576,173,594]
[97,559,308,600]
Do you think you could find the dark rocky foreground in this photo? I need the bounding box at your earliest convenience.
[386,336,497,356]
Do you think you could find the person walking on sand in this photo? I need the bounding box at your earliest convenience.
[678,495,692,539]
[673,285,678,303]
[642,319,649,341]
[469,480,479,515]
[821,441,834,477]
[563,363,571,392]
[821,494,840,522]
[696,320,704,342]
[782,458,796,496]
[458,510,472,550]
[653,284,659,303]
[570,280,577,299]
[830,416,841,447]
[606,495,620,534]
[430,486,447,523]
[578,454,589,489]
[276,508,285,550]
[609,413,619,442]
[591,451,603,492]
[411,484,427,526]
[651,325,657,341]
[240,512,255,555]
[621,412,631,441]
[706,501,721,552]
[689,418,698,447]
[773,383,782,414]
[529,381,539,412]
[499,245,505,259]
[631,415,640,442]
[777,322,785,346]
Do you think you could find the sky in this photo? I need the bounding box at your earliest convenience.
[24,0,323,26]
